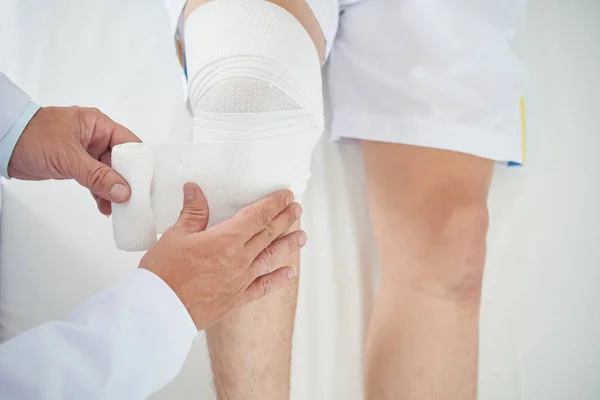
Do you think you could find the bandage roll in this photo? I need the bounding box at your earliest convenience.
[111,143,156,251]
[111,134,319,251]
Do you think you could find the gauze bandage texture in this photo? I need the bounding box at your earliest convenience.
[185,0,323,121]
[112,0,323,251]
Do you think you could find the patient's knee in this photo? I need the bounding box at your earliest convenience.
[390,189,489,303]
[184,0,326,62]
[184,0,323,121]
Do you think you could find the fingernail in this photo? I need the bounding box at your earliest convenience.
[286,191,294,205]
[287,268,297,280]
[295,205,303,218]
[184,183,195,201]
[109,184,128,202]
[297,231,307,247]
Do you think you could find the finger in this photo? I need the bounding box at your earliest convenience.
[78,110,137,208]
[95,152,114,215]
[247,230,307,280]
[91,192,101,211]
[73,151,132,204]
[220,190,294,241]
[87,151,115,215]
[84,108,142,151]
[172,182,209,234]
[91,192,111,216]
[97,198,112,216]
[100,151,111,167]
[106,121,141,149]
[242,267,297,304]
[245,203,302,257]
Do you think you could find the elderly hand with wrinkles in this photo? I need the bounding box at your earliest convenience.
[8,105,305,329]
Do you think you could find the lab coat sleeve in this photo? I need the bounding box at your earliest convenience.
[0,72,42,178]
[0,268,198,400]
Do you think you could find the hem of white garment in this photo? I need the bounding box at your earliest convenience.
[0,101,42,178]
[134,269,198,337]
[330,111,523,165]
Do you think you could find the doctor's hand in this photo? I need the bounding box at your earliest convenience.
[7,106,141,215]
[140,184,305,331]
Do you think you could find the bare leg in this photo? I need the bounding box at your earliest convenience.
[362,142,494,400]
[183,1,325,398]
[205,221,299,398]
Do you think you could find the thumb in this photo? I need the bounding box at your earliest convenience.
[75,153,131,203]
[173,182,210,234]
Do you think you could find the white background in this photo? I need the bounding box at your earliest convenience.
[0,0,599,399]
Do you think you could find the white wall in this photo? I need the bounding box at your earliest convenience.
[0,0,599,399]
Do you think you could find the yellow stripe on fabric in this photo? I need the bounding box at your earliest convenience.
[520,96,527,165]
[176,38,184,68]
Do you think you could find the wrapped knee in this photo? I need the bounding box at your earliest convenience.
[111,0,323,251]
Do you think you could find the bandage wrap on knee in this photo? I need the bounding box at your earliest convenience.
[111,0,323,251]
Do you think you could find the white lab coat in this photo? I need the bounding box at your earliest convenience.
[0,269,198,399]
[0,72,197,399]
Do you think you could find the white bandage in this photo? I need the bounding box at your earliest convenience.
[111,0,323,251]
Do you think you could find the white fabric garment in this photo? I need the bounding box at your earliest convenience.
[326,0,526,165]
[0,72,42,178]
[0,269,197,400]
[165,0,525,164]
[3,1,600,400]
[112,0,324,251]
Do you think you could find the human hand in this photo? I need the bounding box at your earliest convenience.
[140,183,305,331]
[7,106,141,215]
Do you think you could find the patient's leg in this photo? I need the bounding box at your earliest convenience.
[183,1,325,398]
[362,143,493,400]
